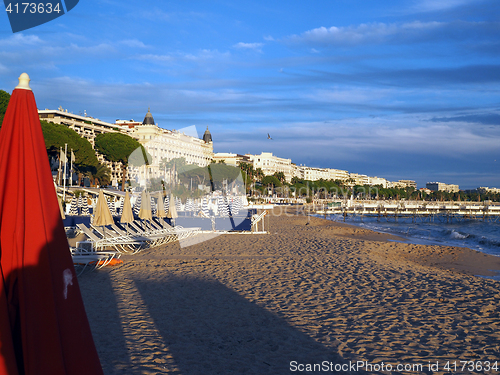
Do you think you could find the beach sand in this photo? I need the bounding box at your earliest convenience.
[78,209,500,374]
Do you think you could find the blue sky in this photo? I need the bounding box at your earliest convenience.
[1,0,499,189]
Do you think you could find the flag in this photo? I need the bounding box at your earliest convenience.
[60,147,67,163]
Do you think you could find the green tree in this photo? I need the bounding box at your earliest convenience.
[93,163,112,187]
[208,162,243,192]
[254,167,264,182]
[94,132,148,191]
[273,171,286,185]
[162,157,187,172]
[40,120,99,184]
[0,89,11,129]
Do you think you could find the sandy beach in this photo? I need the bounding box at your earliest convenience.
[78,209,500,374]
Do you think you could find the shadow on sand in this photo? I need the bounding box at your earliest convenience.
[80,271,345,374]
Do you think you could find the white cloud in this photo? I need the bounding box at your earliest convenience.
[233,42,264,52]
[133,54,174,63]
[118,39,148,48]
[133,49,230,64]
[307,87,392,104]
[411,0,480,12]
[286,21,444,46]
[0,33,43,47]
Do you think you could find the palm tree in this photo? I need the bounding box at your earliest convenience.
[254,167,264,182]
[87,163,111,187]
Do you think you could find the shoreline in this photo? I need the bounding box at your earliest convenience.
[78,209,500,374]
[295,206,500,278]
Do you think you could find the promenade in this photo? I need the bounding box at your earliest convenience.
[314,200,500,221]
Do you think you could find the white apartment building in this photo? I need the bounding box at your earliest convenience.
[348,173,369,186]
[368,176,389,188]
[426,182,460,193]
[328,168,349,181]
[394,180,417,189]
[246,152,295,183]
[212,153,251,167]
[478,187,500,194]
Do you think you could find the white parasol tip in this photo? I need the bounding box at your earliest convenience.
[15,73,32,91]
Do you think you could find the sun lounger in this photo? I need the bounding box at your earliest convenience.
[71,240,121,276]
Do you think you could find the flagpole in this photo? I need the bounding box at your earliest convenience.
[63,143,67,203]
[58,146,63,185]
[70,148,73,187]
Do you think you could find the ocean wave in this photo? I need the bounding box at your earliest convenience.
[450,230,469,240]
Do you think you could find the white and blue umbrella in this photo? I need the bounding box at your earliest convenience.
[68,196,79,215]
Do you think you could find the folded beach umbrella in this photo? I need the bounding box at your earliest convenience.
[230,196,241,216]
[106,196,117,216]
[0,74,103,374]
[164,195,169,211]
[68,195,79,215]
[117,196,124,215]
[139,190,153,221]
[185,198,194,212]
[77,195,84,212]
[80,201,90,216]
[93,190,114,227]
[175,196,182,212]
[156,191,166,218]
[133,192,142,216]
[150,195,157,216]
[120,191,134,226]
[201,196,210,217]
[167,194,178,223]
[217,195,229,217]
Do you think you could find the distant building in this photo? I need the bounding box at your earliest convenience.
[367,176,389,188]
[296,166,330,181]
[212,152,250,167]
[116,109,214,183]
[397,180,417,189]
[348,173,369,186]
[246,152,294,183]
[478,187,500,194]
[426,182,459,193]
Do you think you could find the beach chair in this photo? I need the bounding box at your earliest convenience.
[77,223,142,253]
[90,224,148,253]
[71,240,121,276]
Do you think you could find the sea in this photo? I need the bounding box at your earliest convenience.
[316,213,500,258]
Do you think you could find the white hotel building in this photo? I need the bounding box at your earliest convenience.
[119,109,214,182]
[245,152,295,183]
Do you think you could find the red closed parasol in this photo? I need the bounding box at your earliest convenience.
[0,74,103,374]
